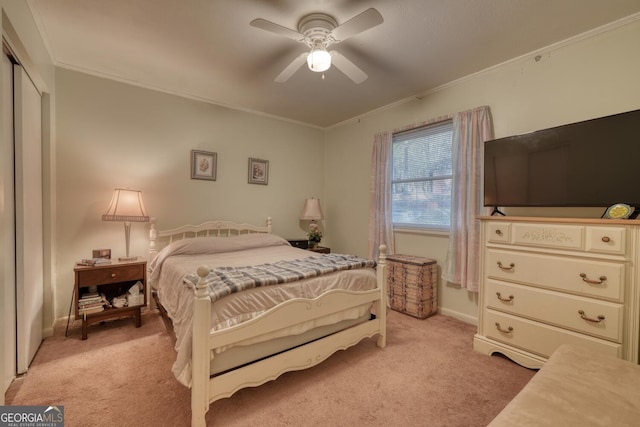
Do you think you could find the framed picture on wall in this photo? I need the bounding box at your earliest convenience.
[248,158,269,185]
[191,150,217,181]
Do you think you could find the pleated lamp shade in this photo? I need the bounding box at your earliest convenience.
[300,198,324,221]
[102,188,149,222]
[102,188,149,260]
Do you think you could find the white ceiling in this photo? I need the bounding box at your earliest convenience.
[27,0,640,128]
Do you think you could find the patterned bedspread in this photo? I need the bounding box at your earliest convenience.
[184,254,376,302]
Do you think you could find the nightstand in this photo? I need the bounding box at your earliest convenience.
[309,246,330,254]
[73,259,147,340]
[287,239,309,249]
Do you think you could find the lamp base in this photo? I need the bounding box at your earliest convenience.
[118,256,138,262]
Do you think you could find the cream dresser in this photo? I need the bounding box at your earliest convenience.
[474,216,640,368]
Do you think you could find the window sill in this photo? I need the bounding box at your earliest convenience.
[393,227,450,237]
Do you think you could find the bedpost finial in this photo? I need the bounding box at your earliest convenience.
[197,265,210,278]
[378,244,387,263]
[195,266,211,296]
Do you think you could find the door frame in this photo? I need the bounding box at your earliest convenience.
[1,11,54,402]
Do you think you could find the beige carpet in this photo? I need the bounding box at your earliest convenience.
[6,310,535,426]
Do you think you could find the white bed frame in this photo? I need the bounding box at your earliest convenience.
[149,217,387,427]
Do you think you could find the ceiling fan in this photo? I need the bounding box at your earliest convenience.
[250,8,383,84]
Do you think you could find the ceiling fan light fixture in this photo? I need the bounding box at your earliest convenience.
[307,48,331,72]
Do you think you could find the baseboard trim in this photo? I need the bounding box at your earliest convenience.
[438,307,478,326]
[42,327,54,338]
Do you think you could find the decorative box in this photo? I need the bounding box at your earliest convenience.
[385,254,437,319]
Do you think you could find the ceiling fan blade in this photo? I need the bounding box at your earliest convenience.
[250,18,304,41]
[330,8,383,43]
[330,51,368,84]
[275,52,308,82]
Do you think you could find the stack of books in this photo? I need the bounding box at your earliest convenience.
[78,292,109,316]
[77,258,112,267]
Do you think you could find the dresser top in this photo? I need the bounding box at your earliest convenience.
[478,216,640,225]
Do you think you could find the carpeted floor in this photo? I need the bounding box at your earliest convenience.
[6,309,535,426]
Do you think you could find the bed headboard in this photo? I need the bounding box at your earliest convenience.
[148,217,272,260]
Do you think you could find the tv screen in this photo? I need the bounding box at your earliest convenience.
[483,108,640,209]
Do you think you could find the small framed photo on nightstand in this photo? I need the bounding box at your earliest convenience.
[92,249,111,259]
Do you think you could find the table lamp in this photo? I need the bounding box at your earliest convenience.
[102,188,149,261]
[300,197,324,223]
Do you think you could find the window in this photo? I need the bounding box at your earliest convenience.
[391,120,453,230]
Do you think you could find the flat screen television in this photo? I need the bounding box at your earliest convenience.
[483,108,640,215]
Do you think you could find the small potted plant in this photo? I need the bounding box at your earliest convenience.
[307,223,323,249]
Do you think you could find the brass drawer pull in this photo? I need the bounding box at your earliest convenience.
[578,310,605,323]
[111,273,117,278]
[601,236,610,243]
[579,273,606,285]
[496,292,514,302]
[495,229,503,236]
[497,261,515,271]
[495,322,513,334]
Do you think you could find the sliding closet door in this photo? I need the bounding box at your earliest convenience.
[14,63,43,374]
[1,53,16,396]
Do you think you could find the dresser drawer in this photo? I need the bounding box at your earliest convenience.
[487,222,511,243]
[486,249,624,302]
[486,280,623,342]
[483,310,622,359]
[77,264,145,287]
[512,223,584,250]
[586,226,626,255]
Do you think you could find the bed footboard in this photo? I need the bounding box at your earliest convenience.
[190,245,387,427]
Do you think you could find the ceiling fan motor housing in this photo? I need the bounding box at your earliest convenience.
[298,13,338,48]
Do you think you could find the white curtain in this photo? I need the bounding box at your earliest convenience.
[443,106,493,291]
[368,131,395,259]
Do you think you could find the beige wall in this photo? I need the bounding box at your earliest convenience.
[49,16,640,323]
[324,17,640,323]
[54,68,325,318]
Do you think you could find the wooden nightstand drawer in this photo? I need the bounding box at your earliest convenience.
[77,264,144,287]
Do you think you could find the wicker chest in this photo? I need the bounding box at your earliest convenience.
[385,254,437,319]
